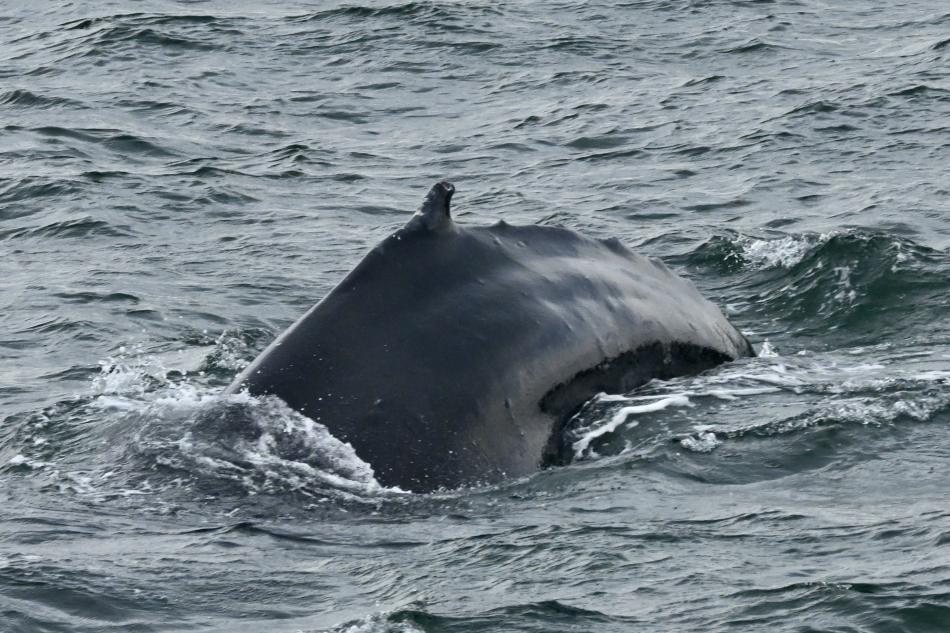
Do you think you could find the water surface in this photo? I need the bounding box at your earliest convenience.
[2,1,950,631]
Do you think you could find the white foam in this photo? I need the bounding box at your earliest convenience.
[91,331,254,400]
[572,394,692,458]
[912,370,950,381]
[734,233,827,269]
[831,265,857,305]
[136,390,407,498]
[758,340,779,357]
[152,345,215,374]
[892,241,910,272]
[594,392,638,403]
[331,613,425,633]
[679,431,720,452]
[203,330,253,372]
[7,454,51,469]
[231,395,402,496]
[91,352,169,397]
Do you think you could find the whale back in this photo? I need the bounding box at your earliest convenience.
[227,184,752,491]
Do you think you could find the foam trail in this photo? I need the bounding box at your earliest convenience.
[572,394,692,458]
[589,386,780,405]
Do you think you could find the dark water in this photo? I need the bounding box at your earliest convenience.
[3,1,950,631]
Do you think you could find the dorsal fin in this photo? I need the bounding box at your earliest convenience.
[406,181,456,232]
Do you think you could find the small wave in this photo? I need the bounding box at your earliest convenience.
[0,177,85,208]
[687,230,950,342]
[686,231,828,271]
[113,97,195,117]
[325,600,616,633]
[719,38,781,54]
[888,84,950,99]
[265,142,319,163]
[61,14,224,31]
[1,215,132,241]
[0,88,81,109]
[104,133,178,157]
[725,579,950,630]
[735,233,829,269]
[543,35,622,55]
[291,2,495,25]
[24,126,179,159]
[21,315,97,335]
[676,390,950,452]
[60,21,223,57]
[783,99,840,117]
[681,75,724,87]
[326,610,426,633]
[682,198,752,213]
[52,290,140,304]
[565,134,630,150]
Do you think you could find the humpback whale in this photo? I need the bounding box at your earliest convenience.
[226,181,753,492]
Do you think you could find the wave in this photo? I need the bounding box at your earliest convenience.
[326,600,620,633]
[290,2,497,24]
[722,580,950,631]
[1,215,132,240]
[0,127,179,173]
[719,38,783,55]
[684,230,950,343]
[62,14,224,31]
[0,88,82,109]
[60,17,227,54]
[4,12,241,78]
[0,177,86,210]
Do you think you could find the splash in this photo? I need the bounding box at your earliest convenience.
[147,391,403,497]
[12,339,405,504]
[91,343,171,397]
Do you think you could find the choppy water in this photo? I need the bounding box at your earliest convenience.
[3,1,950,631]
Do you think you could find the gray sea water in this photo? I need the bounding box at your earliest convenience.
[3,1,950,631]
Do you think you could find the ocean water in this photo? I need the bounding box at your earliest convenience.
[2,1,950,631]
